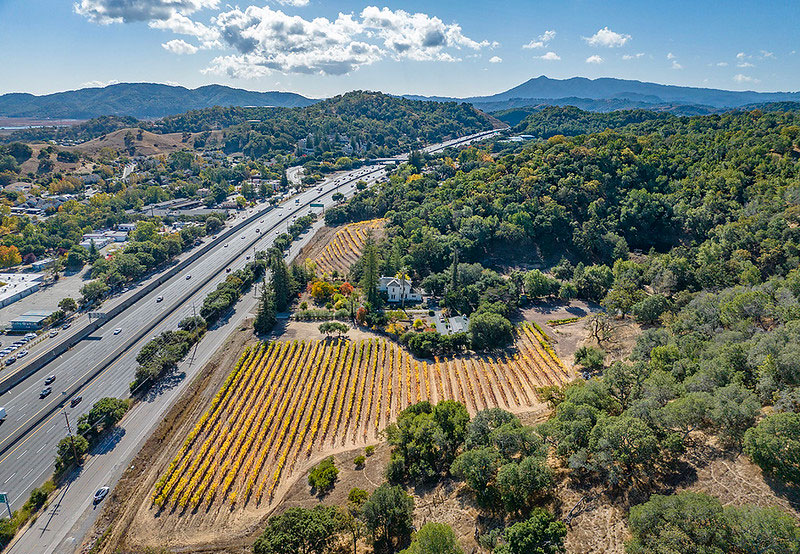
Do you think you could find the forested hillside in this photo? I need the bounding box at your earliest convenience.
[316,106,800,551]
[495,105,672,136]
[5,92,494,160]
[214,91,494,159]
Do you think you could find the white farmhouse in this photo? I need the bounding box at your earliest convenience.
[379,276,422,304]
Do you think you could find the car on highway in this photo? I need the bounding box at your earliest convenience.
[39,387,52,398]
[62,322,71,329]
[93,486,109,504]
[17,350,28,358]
[224,243,229,247]
[70,396,82,407]
[49,330,58,337]
[255,228,260,233]
[226,267,231,273]
[113,328,122,335]
[241,234,246,239]
[156,296,163,302]
[44,375,56,385]
[5,356,15,366]
[185,275,191,280]
[295,199,300,204]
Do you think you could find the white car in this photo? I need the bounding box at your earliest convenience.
[49,330,58,337]
[185,275,191,280]
[113,328,122,335]
[93,487,109,504]
[24,333,36,339]
[224,243,229,247]
[17,350,28,358]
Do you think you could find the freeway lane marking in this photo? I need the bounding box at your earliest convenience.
[0,166,383,481]
[0,411,60,467]
[3,472,14,484]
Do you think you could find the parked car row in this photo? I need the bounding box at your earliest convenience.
[0,333,37,365]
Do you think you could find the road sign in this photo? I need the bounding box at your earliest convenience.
[310,203,324,208]
[0,493,7,503]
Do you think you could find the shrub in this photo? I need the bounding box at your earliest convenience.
[308,456,338,494]
[354,455,366,468]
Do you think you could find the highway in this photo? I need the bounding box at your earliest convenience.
[0,130,499,553]
[0,164,387,510]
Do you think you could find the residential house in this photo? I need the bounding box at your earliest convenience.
[378,276,422,304]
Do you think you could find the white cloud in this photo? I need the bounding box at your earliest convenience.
[149,12,220,47]
[523,29,555,49]
[489,55,502,63]
[162,38,199,54]
[667,52,676,60]
[585,54,604,64]
[622,52,644,60]
[733,74,759,84]
[360,6,489,62]
[671,60,683,70]
[736,51,747,59]
[81,79,120,88]
[737,61,755,68]
[537,51,561,61]
[716,61,729,67]
[209,6,381,76]
[760,50,775,59]
[584,27,630,47]
[74,0,218,24]
[78,2,492,77]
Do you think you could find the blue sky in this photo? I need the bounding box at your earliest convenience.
[0,0,798,98]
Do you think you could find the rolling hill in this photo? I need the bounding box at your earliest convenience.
[0,83,316,119]
[405,75,800,112]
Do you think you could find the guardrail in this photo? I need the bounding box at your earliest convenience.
[0,203,277,396]
[0,167,385,457]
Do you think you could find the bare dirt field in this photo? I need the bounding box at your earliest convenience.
[68,128,191,157]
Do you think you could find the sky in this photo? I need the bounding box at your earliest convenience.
[0,0,798,98]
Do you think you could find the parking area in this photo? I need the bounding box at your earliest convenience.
[0,266,90,330]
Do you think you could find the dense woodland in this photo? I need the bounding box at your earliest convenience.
[293,106,800,553]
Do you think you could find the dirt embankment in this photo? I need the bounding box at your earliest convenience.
[82,321,258,554]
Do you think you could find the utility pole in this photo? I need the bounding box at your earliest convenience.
[61,395,80,466]
[188,303,200,368]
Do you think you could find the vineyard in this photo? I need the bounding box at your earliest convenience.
[312,218,385,275]
[150,322,568,518]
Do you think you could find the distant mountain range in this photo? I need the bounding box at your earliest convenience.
[0,83,316,119]
[405,75,800,114]
[2,77,800,121]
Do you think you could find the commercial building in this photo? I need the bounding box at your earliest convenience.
[10,310,51,331]
[0,273,44,308]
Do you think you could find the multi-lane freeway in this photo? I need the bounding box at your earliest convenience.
[0,129,501,553]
